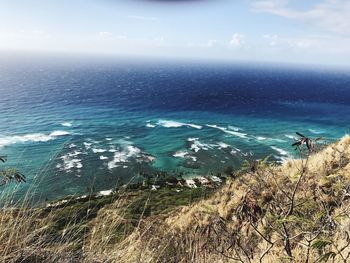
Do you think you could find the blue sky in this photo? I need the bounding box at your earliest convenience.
[0,0,350,65]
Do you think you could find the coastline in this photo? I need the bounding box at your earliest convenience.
[1,135,350,262]
[44,173,225,209]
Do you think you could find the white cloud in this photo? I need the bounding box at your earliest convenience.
[253,0,350,36]
[229,33,245,47]
[99,31,113,37]
[261,33,350,58]
[263,34,313,48]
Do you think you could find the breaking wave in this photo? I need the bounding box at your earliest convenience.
[309,129,325,135]
[107,145,155,170]
[157,120,202,129]
[56,150,83,172]
[270,146,289,156]
[61,122,73,127]
[206,124,248,139]
[0,131,71,148]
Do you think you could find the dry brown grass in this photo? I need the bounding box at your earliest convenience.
[110,135,350,262]
[0,206,81,262]
[1,135,350,262]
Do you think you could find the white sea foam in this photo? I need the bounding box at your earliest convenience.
[190,140,213,152]
[173,150,189,158]
[173,150,197,162]
[274,155,290,164]
[92,148,107,153]
[105,138,113,141]
[228,125,240,132]
[127,145,142,156]
[206,124,248,139]
[231,147,243,155]
[107,145,147,170]
[146,123,156,128]
[67,150,83,157]
[157,120,184,128]
[50,131,70,136]
[145,156,156,162]
[187,124,203,129]
[58,151,83,172]
[285,134,296,140]
[100,156,108,160]
[108,163,119,169]
[86,138,100,144]
[61,122,72,127]
[189,138,231,152]
[256,137,287,143]
[83,142,92,150]
[157,120,202,129]
[217,142,230,149]
[271,146,289,156]
[269,138,287,143]
[189,156,197,162]
[181,121,201,129]
[309,129,325,134]
[108,152,127,166]
[0,131,70,148]
[230,149,238,154]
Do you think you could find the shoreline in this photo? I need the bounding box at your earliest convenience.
[1,136,350,262]
[45,173,226,209]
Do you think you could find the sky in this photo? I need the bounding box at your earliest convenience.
[0,0,350,66]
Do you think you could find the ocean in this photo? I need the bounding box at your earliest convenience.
[1,54,350,202]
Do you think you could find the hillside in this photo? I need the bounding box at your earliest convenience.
[1,136,350,262]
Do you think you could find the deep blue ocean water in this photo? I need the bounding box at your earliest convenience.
[1,54,350,202]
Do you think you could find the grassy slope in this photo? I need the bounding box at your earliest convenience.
[0,186,214,262]
[1,136,350,262]
[112,135,350,263]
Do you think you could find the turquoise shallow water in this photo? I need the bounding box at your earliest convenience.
[0,55,350,202]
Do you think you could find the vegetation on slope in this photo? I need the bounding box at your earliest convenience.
[1,135,350,262]
[0,182,213,262]
[109,135,350,263]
